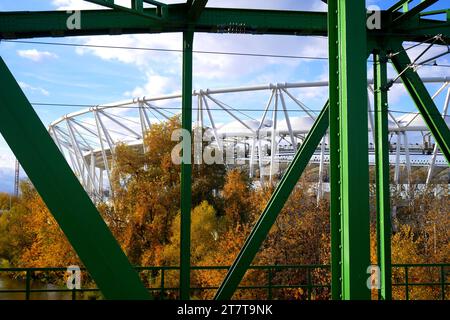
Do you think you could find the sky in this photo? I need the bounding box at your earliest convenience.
[0,0,449,193]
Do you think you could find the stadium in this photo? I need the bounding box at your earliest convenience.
[48,77,450,201]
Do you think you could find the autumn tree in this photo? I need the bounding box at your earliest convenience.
[0,181,78,268]
[106,116,226,266]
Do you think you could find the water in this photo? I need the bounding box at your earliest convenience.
[0,275,72,300]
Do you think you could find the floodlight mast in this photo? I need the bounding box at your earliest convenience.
[0,0,449,300]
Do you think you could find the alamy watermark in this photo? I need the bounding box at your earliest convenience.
[66,265,81,290]
[366,265,381,290]
[367,6,382,30]
[66,11,81,30]
[171,128,280,176]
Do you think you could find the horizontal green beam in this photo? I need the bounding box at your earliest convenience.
[0,58,151,300]
[0,7,326,38]
[214,101,329,300]
[420,8,450,19]
[1,7,449,43]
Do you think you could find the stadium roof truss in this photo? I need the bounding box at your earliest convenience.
[47,78,450,202]
[0,0,449,300]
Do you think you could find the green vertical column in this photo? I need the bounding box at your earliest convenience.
[327,0,342,300]
[180,29,194,300]
[0,58,150,300]
[329,0,371,300]
[373,50,392,300]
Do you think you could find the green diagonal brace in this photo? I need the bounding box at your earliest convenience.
[214,101,329,300]
[388,0,412,13]
[392,0,438,25]
[0,58,151,300]
[188,0,208,21]
[390,45,450,164]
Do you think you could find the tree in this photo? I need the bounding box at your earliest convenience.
[106,116,226,266]
[222,169,253,224]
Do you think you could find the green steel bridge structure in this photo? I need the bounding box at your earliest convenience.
[0,0,449,300]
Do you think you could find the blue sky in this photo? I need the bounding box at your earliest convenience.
[0,0,449,192]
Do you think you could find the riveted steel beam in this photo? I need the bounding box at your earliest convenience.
[1,7,449,43]
[327,0,341,300]
[328,0,371,300]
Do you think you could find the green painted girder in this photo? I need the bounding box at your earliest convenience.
[388,0,413,13]
[214,100,330,300]
[188,0,208,21]
[420,8,450,20]
[180,29,194,300]
[392,0,438,25]
[0,58,151,300]
[327,0,341,300]
[329,0,371,300]
[0,7,326,39]
[389,44,450,164]
[373,50,392,300]
[1,7,449,43]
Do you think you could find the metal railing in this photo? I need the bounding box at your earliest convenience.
[0,263,447,300]
[392,263,449,300]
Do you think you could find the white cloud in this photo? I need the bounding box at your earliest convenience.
[52,0,125,10]
[192,34,327,80]
[17,49,58,62]
[72,32,329,98]
[53,0,181,10]
[75,33,182,68]
[124,73,179,98]
[49,0,331,98]
[0,152,16,170]
[18,81,50,96]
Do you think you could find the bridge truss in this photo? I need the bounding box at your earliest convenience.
[0,0,449,300]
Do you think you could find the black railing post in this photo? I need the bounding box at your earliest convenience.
[160,268,165,300]
[441,265,445,301]
[307,267,312,301]
[267,268,273,300]
[405,266,409,301]
[25,269,31,300]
